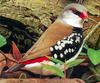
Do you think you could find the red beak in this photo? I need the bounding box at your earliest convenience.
[80,11,88,19]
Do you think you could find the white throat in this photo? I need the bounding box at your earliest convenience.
[60,11,83,28]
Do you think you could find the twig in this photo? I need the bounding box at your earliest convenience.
[85,74,100,81]
[88,18,98,23]
[19,73,27,79]
[95,34,100,49]
[0,50,18,63]
[84,22,100,42]
[0,59,5,63]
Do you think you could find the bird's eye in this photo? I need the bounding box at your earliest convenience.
[74,11,81,16]
[69,8,76,13]
[69,8,88,19]
[69,8,81,17]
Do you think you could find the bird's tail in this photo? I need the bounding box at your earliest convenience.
[6,64,25,72]
[6,56,49,72]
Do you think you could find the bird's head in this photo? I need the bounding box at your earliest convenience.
[63,3,88,20]
[59,3,88,28]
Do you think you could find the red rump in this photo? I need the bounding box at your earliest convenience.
[20,56,49,64]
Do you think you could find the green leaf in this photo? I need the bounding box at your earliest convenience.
[46,56,64,64]
[80,52,87,56]
[0,35,6,48]
[66,59,85,68]
[98,49,100,52]
[88,48,100,65]
[42,64,64,77]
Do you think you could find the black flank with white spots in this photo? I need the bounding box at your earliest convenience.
[50,27,83,62]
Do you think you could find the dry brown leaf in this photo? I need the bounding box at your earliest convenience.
[0,53,6,75]
[0,53,5,62]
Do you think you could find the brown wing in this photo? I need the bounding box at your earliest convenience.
[22,20,73,61]
[32,21,73,52]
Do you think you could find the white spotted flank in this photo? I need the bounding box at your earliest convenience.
[50,47,53,51]
[68,48,71,53]
[58,45,62,50]
[57,41,61,45]
[55,45,58,50]
[60,53,64,58]
[54,54,58,59]
[61,43,65,47]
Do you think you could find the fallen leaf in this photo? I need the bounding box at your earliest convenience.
[12,42,22,61]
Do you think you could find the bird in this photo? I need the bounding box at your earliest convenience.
[6,3,88,72]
